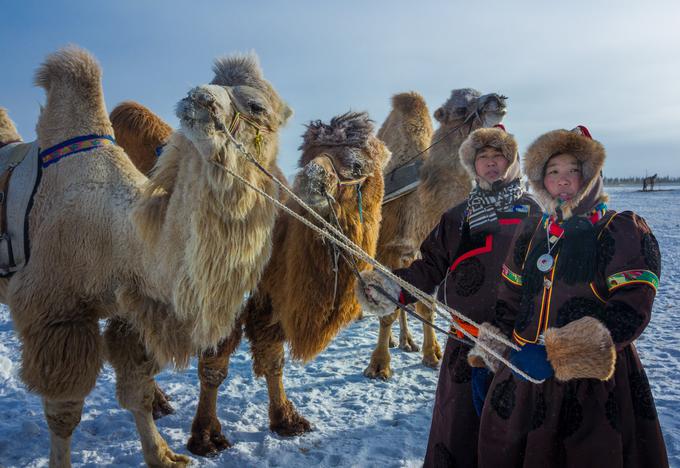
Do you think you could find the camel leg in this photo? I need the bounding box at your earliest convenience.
[43,399,84,468]
[364,309,398,379]
[416,302,442,367]
[152,381,175,420]
[397,308,419,352]
[187,326,242,457]
[104,319,190,468]
[245,307,311,436]
[16,304,103,468]
[388,327,398,348]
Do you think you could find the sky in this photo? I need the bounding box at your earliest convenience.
[2,0,679,178]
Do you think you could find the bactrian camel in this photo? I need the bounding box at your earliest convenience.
[189,112,390,455]
[0,46,290,467]
[365,89,507,379]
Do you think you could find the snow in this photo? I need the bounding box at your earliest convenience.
[0,186,678,467]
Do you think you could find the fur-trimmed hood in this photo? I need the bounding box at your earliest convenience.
[458,126,520,190]
[524,126,607,219]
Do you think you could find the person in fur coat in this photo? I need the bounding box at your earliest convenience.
[468,126,669,468]
[357,125,540,468]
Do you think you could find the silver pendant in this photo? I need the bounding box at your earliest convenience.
[537,254,554,272]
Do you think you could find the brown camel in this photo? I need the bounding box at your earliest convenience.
[0,46,290,467]
[364,89,507,379]
[187,111,390,456]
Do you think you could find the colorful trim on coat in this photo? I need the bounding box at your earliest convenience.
[607,270,659,292]
[540,202,608,235]
[39,135,116,168]
[501,264,522,286]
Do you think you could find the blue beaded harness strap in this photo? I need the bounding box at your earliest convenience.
[39,134,116,168]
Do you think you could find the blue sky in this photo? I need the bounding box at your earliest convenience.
[2,0,679,178]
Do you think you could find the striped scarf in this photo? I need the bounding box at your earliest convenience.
[466,178,523,236]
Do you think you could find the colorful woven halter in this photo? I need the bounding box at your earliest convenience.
[39,134,116,168]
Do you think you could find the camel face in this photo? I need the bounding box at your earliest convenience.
[177,84,233,159]
[295,146,371,210]
[177,83,277,166]
[296,111,381,212]
[434,88,507,131]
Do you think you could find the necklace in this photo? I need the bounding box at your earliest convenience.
[536,220,563,273]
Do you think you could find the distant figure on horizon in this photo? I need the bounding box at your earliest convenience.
[643,173,657,191]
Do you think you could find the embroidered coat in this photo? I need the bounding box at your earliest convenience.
[477,210,668,468]
[394,193,540,468]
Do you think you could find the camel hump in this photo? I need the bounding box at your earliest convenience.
[111,101,172,145]
[391,92,428,116]
[34,45,102,93]
[111,101,173,175]
[0,107,22,144]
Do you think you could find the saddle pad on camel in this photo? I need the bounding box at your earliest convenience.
[0,141,41,277]
[383,158,423,205]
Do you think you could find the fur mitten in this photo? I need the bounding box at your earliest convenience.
[355,270,402,317]
[544,316,616,382]
[467,322,506,372]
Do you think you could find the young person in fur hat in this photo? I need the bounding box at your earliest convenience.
[357,125,540,468]
[468,126,668,468]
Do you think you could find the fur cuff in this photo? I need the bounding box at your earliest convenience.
[544,316,616,382]
[467,322,506,372]
[355,270,401,317]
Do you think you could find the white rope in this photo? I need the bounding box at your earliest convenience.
[207,149,544,384]
[221,131,520,348]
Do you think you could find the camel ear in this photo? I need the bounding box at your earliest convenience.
[434,107,447,123]
[279,102,293,126]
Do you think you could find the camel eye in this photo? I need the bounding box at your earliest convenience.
[248,101,266,114]
[352,161,363,173]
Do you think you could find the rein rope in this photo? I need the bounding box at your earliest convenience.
[383,110,478,180]
[206,108,542,384]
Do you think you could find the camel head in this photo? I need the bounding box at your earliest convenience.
[176,53,292,175]
[295,111,389,213]
[433,88,507,131]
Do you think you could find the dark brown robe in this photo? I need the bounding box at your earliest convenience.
[394,193,540,468]
[477,210,668,468]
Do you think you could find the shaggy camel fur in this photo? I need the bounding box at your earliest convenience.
[1,46,290,467]
[110,100,293,421]
[364,89,507,379]
[187,112,390,456]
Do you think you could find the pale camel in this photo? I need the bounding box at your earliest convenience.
[365,89,507,379]
[0,46,290,467]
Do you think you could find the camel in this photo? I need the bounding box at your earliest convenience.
[364,89,507,379]
[110,100,293,421]
[186,111,390,455]
[1,46,290,467]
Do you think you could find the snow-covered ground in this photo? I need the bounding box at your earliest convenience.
[0,186,678,467]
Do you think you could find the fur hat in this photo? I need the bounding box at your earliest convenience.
[524,125,607,218]
[459,124,520,190]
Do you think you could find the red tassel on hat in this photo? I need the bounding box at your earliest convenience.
[494,124,507,132]
[571,125,592,139]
